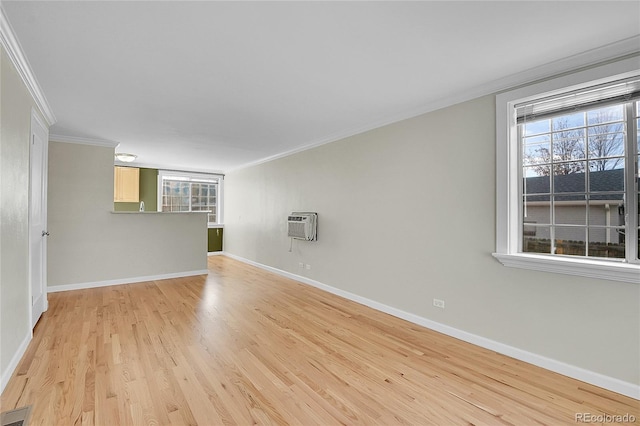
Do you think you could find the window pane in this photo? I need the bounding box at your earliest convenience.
[524,134,550,145]
[517,103,626,258]
[515,90,634,265]
[588,129,624,159]
[524,195,550,224]
[159,175,220,224]
[523,226,551,254]
[553,112,585,131]
[588,228,625,259]
[552,129,585,161]
[523,119,550,136]
[553,163,585,193]
[524,165,550,181]
[588,197,624,226]
[162,179,191,212]
[588,165,625,193]
[191,183,202,208]
[523,169,550,198]
[523,134,550,164]
[554,196,586,225]
[587,104,624,125]
[554,226,586,256]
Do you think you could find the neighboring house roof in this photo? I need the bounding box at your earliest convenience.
[525,168,624,202]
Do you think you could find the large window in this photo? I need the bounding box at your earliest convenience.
[157,171,223,226]
[521,102,633,259]
[494,58,639,283]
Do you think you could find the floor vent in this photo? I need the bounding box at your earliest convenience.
[1,406,32,426]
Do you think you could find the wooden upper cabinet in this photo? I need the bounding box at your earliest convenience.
[114,166,140,202]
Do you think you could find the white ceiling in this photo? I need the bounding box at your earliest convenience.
[3,1,639,173]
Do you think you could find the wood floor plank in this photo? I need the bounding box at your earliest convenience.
[2,255,638,425]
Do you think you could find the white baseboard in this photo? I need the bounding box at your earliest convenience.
[47,269,209,293]
[1,330,32,394]
[222,252,640,400]
[207,251,224,256]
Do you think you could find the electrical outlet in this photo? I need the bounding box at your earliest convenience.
[305,264,311,270]
[433,299,445,309]
[298,262,304,269]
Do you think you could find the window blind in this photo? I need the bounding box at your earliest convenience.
[515,77,640,123]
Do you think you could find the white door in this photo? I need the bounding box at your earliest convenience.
[30,110,49,327]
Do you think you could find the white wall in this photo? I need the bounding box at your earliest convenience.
[47,141,207,288]
[0,45,39,388]
[224,94,640,387]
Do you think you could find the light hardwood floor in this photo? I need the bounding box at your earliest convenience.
[2,256,638,425]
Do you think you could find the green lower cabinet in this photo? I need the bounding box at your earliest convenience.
[208,227,223,252]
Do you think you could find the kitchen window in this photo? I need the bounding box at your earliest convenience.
[157,171,223,226]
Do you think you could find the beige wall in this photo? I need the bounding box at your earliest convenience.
[224,94,640,385]
[0,46,38,382]
[47,141,207,288]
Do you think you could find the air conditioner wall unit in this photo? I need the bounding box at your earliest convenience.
[287,212,318,241]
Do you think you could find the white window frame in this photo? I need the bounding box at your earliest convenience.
[494,57,640,284]
[157,170,224,227]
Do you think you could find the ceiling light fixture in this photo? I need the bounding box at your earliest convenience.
[115,153,137,162]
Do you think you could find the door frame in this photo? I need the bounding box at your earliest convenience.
[29,108,49,328]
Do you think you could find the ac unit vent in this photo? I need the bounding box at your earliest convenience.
[287,212,317,241]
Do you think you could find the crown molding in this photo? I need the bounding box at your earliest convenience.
[49,134,119,148]
[487,36,640,96]
[50,136,225,173]
[0,6,56,126]
[127,161,225,175]
[227,36,640,174]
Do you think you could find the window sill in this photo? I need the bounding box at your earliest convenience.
[492,253,639,284]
